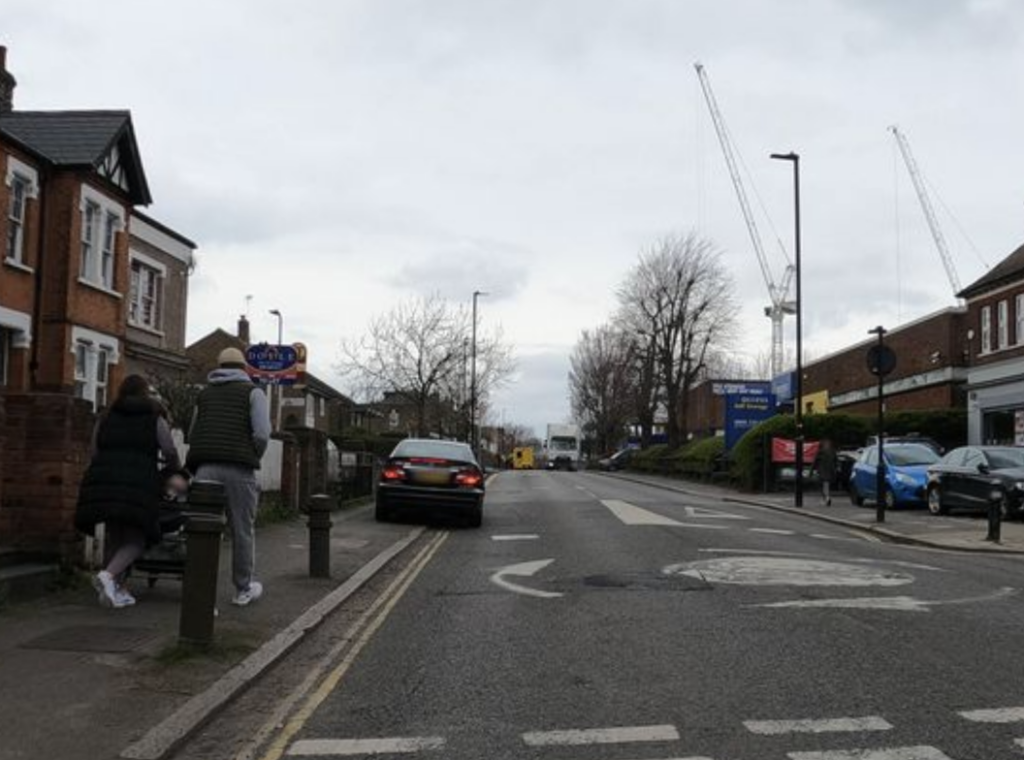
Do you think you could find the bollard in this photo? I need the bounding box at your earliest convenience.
[986,488,1003,543]
[179,480,226,647]
[308,493,333,578]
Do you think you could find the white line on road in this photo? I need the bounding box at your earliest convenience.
[523,725,680,746]
[601,500,685,525]
[787,747,954,760]
[960,706,1024,723]
[748,528,795,535]
[491,534,540,541]
[287,737,445,755]
[490,559,563,598]
[744,715,892,735]
[753,596,931,612]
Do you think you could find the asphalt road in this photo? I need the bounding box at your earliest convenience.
[177,471,1024,760]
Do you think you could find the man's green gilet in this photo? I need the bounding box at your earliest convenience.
[187,382,260,470]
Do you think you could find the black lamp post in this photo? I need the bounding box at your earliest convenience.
[771,151,803,508]
[269,309,283,431]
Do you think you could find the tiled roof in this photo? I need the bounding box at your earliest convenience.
[0,110,151,204]
[958,242,1024,299]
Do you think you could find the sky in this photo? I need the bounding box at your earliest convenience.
[6,1,1024,439]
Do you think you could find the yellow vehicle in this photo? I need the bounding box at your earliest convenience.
[511,446,535,470]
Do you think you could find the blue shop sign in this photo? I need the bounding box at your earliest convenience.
[724,392,776,450]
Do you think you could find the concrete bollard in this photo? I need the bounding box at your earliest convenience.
[307,493,333,578]
[179,480,226,647]
[986,488,1003,543]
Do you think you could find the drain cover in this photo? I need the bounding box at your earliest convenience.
[21,625,158,653]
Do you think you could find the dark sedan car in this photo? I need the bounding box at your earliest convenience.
[375,438,485,527]
[925,446,1024,518]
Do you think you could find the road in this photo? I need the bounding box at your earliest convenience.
[177,471,1024,760]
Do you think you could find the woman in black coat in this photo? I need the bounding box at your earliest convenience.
[75,374,182,608]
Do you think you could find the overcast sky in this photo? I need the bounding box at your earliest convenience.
[7,1,1024,438]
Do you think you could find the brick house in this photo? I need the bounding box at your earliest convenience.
[0,47,194,559]
[958,243,1024,445]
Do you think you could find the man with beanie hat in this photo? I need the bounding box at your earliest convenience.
[187,347,272,605]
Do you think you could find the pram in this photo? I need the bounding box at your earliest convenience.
[132,472,190,587]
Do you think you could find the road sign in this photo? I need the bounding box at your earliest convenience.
[244,342,306,385]
[866,344,896,377]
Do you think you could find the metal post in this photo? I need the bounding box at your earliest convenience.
[987,490,1003,543]
[871,327,887,524]
[308,493,333,578]
[179,480,226,648]
[270,309,283,432]
[470,290,487,460]
[771,151,803,507]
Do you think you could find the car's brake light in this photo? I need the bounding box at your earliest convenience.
[455,469,483,488]
[381,464,405,482]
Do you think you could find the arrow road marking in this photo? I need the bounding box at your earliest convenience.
[490,559,563,598]
[753,587,1017,612]
[600,500,725,528]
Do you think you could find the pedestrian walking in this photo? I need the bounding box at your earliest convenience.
[75,374,183,608]
[186,347,271,606]
[814,438,838,506]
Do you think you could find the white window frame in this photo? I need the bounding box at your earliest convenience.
[70,326,120,410]
[0,326,8,386]
[78,185,124,291]
[5,157,38,267]
[980,306,992,354]
[1016,294,1024,347]
[128,251,166,331]
[998,300,1009,350]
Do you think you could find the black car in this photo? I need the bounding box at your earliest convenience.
[375,438,485,527]
[598,448,634,471]
[925,446,1024,518]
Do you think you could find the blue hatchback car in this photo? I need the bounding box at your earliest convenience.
[849,442,941,509]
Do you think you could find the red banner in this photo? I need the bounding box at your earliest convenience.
[771,437,820,464]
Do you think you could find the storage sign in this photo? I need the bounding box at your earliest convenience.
[244,342,306,386]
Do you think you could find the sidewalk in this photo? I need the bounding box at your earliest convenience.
[0,502,425,760]
[610,471,1024,554]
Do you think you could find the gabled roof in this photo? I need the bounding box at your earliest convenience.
[0,109,151,205]
[958,241,1024,300]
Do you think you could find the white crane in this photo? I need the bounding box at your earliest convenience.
[694,62,795,379]
[889,125,962,297]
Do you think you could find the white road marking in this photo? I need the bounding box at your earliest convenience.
[523,724,680,746]
[491,534,540,541]
[745,716,892,735]
[809,534,854,541]
[600,500,725,528]
[960,706,1024,723]
[754,596,931,612]
[749,528,795,535]
[665,557,914,587]
[684,506,751,520]
[287,736,445,755]
[755,586,1016,612]
[490,559,563,598]
[788,747,954,760]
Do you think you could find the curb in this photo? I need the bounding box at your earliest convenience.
[120,526,426,760]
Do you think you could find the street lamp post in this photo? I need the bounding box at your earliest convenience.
[269,309,283,431]
[771,151,803,508]
[470,290,488,461]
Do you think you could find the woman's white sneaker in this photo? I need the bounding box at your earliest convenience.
[231,581,263,606]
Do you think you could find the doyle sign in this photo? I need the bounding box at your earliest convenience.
[722,382,775,450]
[244,342,306,385]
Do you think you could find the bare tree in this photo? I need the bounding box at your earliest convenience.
[338,293,514,439]
[569,325,636,454]
[617,232,737,448]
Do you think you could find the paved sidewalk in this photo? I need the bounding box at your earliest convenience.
[0,502,424,760]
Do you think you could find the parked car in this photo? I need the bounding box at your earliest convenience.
[599,448,634,471]
[925,446,1024,518]
[849,442,941,509]
[375,438,485,527]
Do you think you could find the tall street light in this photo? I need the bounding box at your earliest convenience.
[770,151,803,508]
[269,309,283,431]
[470,290,488,460]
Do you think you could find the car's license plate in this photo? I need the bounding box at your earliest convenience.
[410,469,450,485]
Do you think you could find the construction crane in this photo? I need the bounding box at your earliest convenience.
[889,125,962,297]
[694,62,795,379]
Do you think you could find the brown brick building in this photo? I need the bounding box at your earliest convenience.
[0,47,195,559]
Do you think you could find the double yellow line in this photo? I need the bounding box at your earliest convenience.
[246,530,449,760]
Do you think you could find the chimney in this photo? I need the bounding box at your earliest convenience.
[237,315,250,344]
[0,47,16,113]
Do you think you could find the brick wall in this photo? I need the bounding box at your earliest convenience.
[0,393,93,560]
